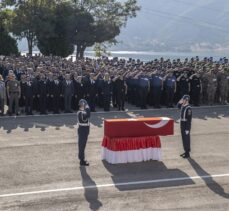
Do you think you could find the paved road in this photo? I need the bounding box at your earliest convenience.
[0,106,229,211]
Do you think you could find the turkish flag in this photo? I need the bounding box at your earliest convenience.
[104,117,174,138]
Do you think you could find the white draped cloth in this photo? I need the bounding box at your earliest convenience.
[102,147,162,164]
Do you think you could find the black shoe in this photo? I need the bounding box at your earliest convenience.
[80,160,89,166]
[182,153,190,159]
[180,152,185,157]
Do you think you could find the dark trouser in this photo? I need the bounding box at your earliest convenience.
[78,126,89,161]
[98,89,103,108]
[47,96,53,111]
[25,96,33,114]
[64,94,72,112]
[180,123,191,153]
[140,87,148,109]
[9,93,19,114]
[89,94,96,112]
[72,96,77,111]
[60,96,64,111]
[53,95,60,113]
[33,95,39,111]
[117,93,125,110]
[152,86,162,107]
[103,94,110,111]
[165,87,175,106]
[39,95,47,114]
[112,90,117,107]
[0,97,4,114]
[190,89,200,106]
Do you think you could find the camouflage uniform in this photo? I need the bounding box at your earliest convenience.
[7,78,21,115]
[218,70,229,104]
[200,72,208,104]
[206,72,217,105]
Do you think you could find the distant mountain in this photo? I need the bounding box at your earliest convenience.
[112,0,229,52]
[18,0,229,52]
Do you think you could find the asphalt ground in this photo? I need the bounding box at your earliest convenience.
[0,105,229,211]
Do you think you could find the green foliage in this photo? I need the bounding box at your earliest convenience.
[36,1,75,57]
[0,0,16,8]
[0,29,19,56]
[5,0,140,57]
[94,42,111,57]
[73,0,140,58]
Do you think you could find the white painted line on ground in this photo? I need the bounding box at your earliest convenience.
[0,105,229,120]
[1,173,229,198]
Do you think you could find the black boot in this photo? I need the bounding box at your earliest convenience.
[182,152,190,159]
[180,152,185,157]
[80,160,89,166]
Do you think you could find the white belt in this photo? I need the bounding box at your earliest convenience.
[180,119,187,122]
[78,123,90,126]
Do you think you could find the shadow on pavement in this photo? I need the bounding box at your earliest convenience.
[188,158,229,199]
[80,167,103,211]
[102,160,194,191]
[0,111,132,133]
[0,106,229,133]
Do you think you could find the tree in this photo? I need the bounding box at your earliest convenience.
[0,3,19,55]
[73,0,140,58]
[36,1,76,57]
[0,29,19,56]
[11,0,56,55]
[74,10,96,58]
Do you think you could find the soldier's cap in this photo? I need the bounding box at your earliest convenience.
[79,99,88,106]
[182,95,190,101]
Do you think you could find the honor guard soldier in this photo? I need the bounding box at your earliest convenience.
[178,95,192,158]
[77,99,90,166]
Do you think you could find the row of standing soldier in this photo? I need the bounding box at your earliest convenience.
[0,67,229,116]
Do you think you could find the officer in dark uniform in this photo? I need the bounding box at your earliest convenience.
[19,74,26,113]
[24,75,34,115]
[177,95,192,158]
[52,75,62,114]
[164,70,176,107]
[75,76,86,110]
[150,70,163,108]
[102,73,112,111]
[177,71,190,100]
[46,74,54,112]
[111,75,118,108]
[32,74,40,112]
[190,73,202,106]
[115,75,127,111]
[62,74,74,113]
[77,99,90,166]
[96,75,104,108]
[38,74,47,115]
[86,73,98,112]
[138,75,149,109]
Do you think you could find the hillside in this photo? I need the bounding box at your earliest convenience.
[18,0,229,52]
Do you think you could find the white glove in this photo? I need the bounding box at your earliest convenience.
[185,130,189,135]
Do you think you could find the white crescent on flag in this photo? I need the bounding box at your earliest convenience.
[144,117,170,129]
